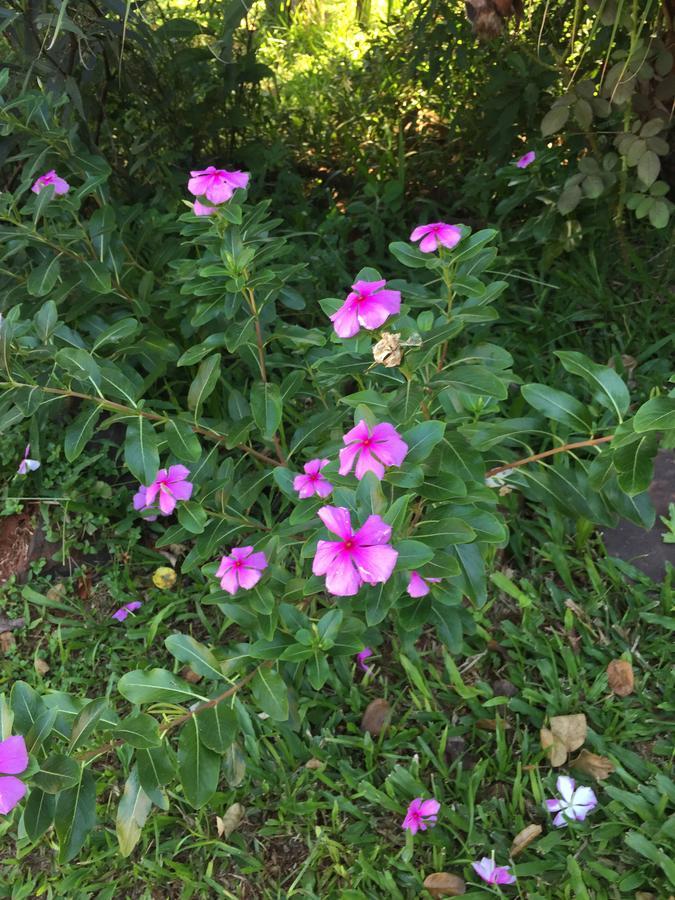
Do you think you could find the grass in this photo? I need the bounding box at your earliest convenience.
[1,479,673,898]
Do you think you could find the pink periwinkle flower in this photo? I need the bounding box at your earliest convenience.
[516,150,536,169]
[339,420,408,481]
[111,601,142,622]
[545,775,597,827]
[216,546,268,595]
[187,167,249,204]
[402,797,440,835]
[193,199,219,217]
[407,571,442,597]
[313,506,398,597]
[293,458,333,499]
[17,444,40,475]
[330,279,401,339]
[31,169,70,196]
[356,647,373,672]
[133,465,193,517]
[472,856,516,886]
[410,222,461,253]
[0,735,28,815]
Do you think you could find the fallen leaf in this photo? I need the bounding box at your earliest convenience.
[372,332,403,368]
[305,758,323,770]
[492,678,518,698]
[152,566,177,590]
[360,698,391,736]
[180,666,202,684]
[34,657,50,675]
[541,713,587,766]
[607,659,634,697]
[0,631,15,654]
[510,823,542,857]
[76,570,92,601]
[423,872,466,897]
[216,802,245,838]
[572,749,615,780]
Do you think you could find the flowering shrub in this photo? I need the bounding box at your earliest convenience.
[1,79,674,864]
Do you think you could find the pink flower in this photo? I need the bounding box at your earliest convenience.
[407,571,442,597]
[402,797,440,834]
[293,459,333,499]
[339,420,408,481]
[472,857,516,886]
[216,546,268,595]
[312,506,398,597]
[31,169,70,196]
[330,279,401,338]
[0,735,28,815]
[193,199,219,217]
[112,601,142,622]
[356,647,373,672]
[410,222,461,253]
[187,167,249,204]
[516,150,536,169]
[133,465,193,517]
[17,444,40,475]
[545,775,597,827]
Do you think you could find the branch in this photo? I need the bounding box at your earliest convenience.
[484,435,614,479]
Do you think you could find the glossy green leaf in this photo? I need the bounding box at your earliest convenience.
[64,404,101,462]
[251,668,289,721]
[251,382,282,440]
[402,420,446,463]
[187,354,221,415]
[164,634,225,681]
[116,766,152,857]
[68,697,109,751]
[556,351,629,420]
[199,702,238,753]
[165,419,202,462]
[116,713,162,749]
[55,768,97,863]
[177,716,220,808]
[23,788,56,842]
[117,668,205,705]
[33,754,81,794]
[521,383,592,432]
[124,417,159,485]
[633,396,675,433]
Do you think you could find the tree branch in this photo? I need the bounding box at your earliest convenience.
[484,435,614,479]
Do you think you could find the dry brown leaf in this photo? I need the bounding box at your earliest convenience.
[423,872,466,897]
[360,698,391,736]
[510,823,542,857]
[372,332,403,368]
[216,802,245,838]
[34,657,50,675]
[541,713,587,766]
[607,659,634,697]
[0,631,15,654]
[572,749,615,780]
[181,666,202,684]
[305,758,323,770]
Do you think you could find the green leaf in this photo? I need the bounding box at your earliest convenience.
[251,382,282,440]
[364,578,403,626]
[521,383,592,432]
[137,744,175,796]
[117,668,205,705]
[251,668,289,721]
[648,199,669,229]
[33,753,81,794]
[440,365,508,399]
[23,789,56,842]
[556,351,630,420]
[614,431,658,494]
[34,299,58,339]
[116,713,162,749]
[452,542,487,606]
[55,348,101,390]
[54,768,96,863]
[124,417,159,485]
[187,354,221,415]
[177,501,208,535]
[415,517,476,547]
[64,404,100,462]
[177,717,220,808]
[402,420,446,463]
[394,539,435,569]
[68,697,109,751]
[633,396,675,433]
[541,105,569,136]
[82,260,112,293]
[317,608,343,647]
[199,702,238,753]
[27,257,61,297]
[92,317,139,351]
[637,150,660,188]
[116,766,153,857]
[10,681,44,734]
[25,708,57,754]
[164,634,225,681]
[165,419,202,463]
[388,241,429,268]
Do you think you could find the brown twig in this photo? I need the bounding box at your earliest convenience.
[484,435,614,479]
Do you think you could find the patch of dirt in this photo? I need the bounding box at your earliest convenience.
[0,511,35,584]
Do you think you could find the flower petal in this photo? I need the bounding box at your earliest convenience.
[354,447,385,481]
[323,551,362,596]
[219,567,240,595]
[0,775,26,814]
[317,506,352,539]
[418,798,440,817]
[330,299,360,338]
[312,540,343,576]
[355,514,392,546]
[407,571,430,597]
[556,775,575,803]
[370,423,408,467]
[352,543,398,585]
[0,736,28,775]
[410,224,432,242]
[419,232,440,253]
[236,566,263,590]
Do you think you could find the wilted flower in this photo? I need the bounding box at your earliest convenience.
[410,222,461,253]
[545,775,597,827]
[31,170,70,196]
[472,856,516,885]
[407,571,442,597]
[111,601,142,622]
[293,458,333,499]
[216,546,268,595]
[187,167,249,204]
[17,444,40,475]
[0,735,29,815]
[339,420,408,481]
[312,506,398,597]
[402,797,440,834]
[133,465,193,517]
[330,279,401,338]
[372,331,403,368]
[516,150,536,169]
[356,647,373,672]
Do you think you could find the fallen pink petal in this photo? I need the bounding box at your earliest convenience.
[407,571,442,597]
[545,775,597,827]
[133,465,193,517]
[339,420,408,481]
[402,797,440,834]
[472,856,516,885]
[312,505,398,596]
[293,458,333,499]
[187,166,249,204]
[356,647,373,672]
[410,222,461,253]
[111,601,142,622]
[17,444,40,475]
[0,735,29,816]
[516,150,536,168]
[31,169,70,195]
[330,279,401,338]
[216,546,268,595]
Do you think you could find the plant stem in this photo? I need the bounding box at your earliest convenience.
[484,435,614,479]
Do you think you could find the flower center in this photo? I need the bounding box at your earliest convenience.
[361,437,371,448]
[343,539,354,551]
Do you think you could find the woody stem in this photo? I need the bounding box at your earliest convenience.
[484,435,614,479]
